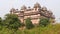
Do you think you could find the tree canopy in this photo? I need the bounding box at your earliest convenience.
[25,18,34,29]
[39,17,50,27]
[4,14,21,30]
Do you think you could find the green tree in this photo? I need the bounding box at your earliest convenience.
[25,18,34,29]
[0,17,2,25]
[39,17,50,27]
[4,14,22,30]
[0,17,3,30]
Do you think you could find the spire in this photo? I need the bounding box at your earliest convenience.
[34,2,41,8]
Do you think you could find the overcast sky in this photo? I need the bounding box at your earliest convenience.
[0,0,60,22]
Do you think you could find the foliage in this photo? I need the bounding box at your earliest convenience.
[0,16,60,34]
[0,13,60,34]
[0,17,2,23]
[0,17,3,30]
[25,18,34,29]
[0,24,60,34]
[4,14,22,30]
[39,17,50,27]
[0,17,2,26]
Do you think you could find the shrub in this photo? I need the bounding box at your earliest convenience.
[39,17,50,27]
[25,18,34,29]
[4,14,22,30]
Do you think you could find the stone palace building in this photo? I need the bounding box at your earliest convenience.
[10,3,55,24]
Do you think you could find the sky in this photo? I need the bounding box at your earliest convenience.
[0,0,60,22]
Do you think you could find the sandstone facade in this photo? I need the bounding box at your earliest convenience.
[10,3,55,24]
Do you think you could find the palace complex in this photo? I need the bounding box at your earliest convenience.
[10,3,55,24]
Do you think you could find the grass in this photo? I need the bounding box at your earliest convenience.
[0,24,60,34]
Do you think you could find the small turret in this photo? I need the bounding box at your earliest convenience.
[21,5,27,10]
[34,2,41,8]
[42,6,47,11]
[33,2,41,11]
[48,10,53,14]
[10,8,16,14]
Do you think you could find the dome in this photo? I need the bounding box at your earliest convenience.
[10,8,16,12]
[34,2,41,8]
[42,6,47,11]
[28,6,31,9]
[48,10,53,14]
[21,5,27,10]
